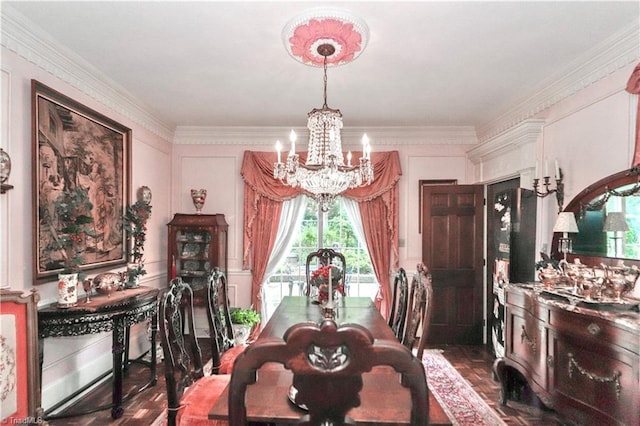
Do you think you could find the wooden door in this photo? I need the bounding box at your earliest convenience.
[421,184,484,344]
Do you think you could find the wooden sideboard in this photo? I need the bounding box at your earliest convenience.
[494,284,639,426]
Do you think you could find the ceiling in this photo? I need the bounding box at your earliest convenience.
[4,1,639,141]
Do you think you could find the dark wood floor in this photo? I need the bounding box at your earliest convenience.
[46,343,568,425]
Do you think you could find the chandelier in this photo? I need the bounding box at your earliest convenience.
[273,9,374,212]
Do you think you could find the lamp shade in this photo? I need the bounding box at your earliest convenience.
[603,212,629,232]
[553,212,579,233]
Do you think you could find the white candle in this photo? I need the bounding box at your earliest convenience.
[328,266,333,305]
[545,159,549,178]
[535,161,539,179]
[362,134,369,158]
[289,130,296,154]
[276,140,282,163]
[555,160,560,179]
[347,151,352,166]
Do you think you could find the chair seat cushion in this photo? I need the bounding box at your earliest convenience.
[176,374,231,425]
[218,345,247,374]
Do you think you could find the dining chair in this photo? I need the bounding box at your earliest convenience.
[388,267,409,340]
[304,248,347,297]
[159,277,229,426]
[206,267,249,375]
[228,317,429,425]
[402,263,433,360]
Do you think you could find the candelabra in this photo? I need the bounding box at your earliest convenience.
[533,166,564,213]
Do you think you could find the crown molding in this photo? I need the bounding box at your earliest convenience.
[467,119,545,164]
[172,126,479,145]
[1,5,175,142]
[477,21,640,142]
[3,4,637,147]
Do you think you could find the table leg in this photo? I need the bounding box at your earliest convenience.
[123,327,131,373]
[150,315,158,386]
[111,318,126,419]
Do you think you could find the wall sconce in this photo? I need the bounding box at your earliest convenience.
[0,148,13,194]
[533,159,564,213]
[603,212,629,257]
[553,212,579,265]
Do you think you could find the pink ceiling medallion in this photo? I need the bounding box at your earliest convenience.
[282,8,369,67]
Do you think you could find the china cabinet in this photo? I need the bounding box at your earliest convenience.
[167,214,228,303]
[494,284,639,426]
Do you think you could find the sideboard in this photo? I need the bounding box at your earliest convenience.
[494,284,639,426]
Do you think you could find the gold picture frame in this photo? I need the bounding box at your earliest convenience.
[32,80,131,282]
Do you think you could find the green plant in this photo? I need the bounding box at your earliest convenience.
[51,187,94,275]
[229,307,260,327]
[123,199,152,280]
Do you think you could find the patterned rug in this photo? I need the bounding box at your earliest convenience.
[423,350,506,426]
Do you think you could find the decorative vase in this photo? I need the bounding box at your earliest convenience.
[232,323,251,346]
[125,263,141,288]
[57,273,78,308]
[190,189,207,214]
[0,148,10,184]
[137,185,152,205]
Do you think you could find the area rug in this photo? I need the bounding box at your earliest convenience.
[423,350,506,426]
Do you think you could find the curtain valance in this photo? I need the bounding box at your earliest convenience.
[241,150,402,317]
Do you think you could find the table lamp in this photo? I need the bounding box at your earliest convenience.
[603,212,629,257]
[553,212,579,263]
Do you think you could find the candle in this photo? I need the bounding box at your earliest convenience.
[545,159,549,178]
[362,134,369,159]
[555,160,560,179]
[347,151,352,166]
[171,256,176,279]
[328,265,333,305]
[535,161,539,179]
[275,140,282,163]
[289,130,296,154]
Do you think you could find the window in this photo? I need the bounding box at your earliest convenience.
[262,196,378,319]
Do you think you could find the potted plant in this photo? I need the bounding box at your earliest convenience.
[229,307,260,345]
[122,196,152,288]
[51,186,94,307]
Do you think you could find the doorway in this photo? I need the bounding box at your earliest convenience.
[421,184,484,345]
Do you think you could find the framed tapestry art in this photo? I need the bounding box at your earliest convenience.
[32,80,131,282]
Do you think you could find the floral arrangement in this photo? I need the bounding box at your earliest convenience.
[311,264,345,302]
[123,199,152,281]
[51,187,94,275]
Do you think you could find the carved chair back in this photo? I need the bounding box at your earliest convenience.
[229,318,429,425]
[402,263,434,359]
[305,248,347,296]
[159,278,205,425]
[388,267,409,340]
[206,267,235,374]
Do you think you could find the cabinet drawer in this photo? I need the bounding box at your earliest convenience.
[552,336,638,426]
[549,308,633,352]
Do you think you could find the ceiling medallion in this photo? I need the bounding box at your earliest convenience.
[274,9,374,212]
[282,8,370,67]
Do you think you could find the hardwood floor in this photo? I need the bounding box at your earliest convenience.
[46,343,568,425]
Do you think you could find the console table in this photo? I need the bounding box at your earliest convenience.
[38,286,159,419]
[494,284,639,425]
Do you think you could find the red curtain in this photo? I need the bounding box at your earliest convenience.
[626,62,640,166]
[241,150,402,318]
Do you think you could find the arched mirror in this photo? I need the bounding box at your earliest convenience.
[554,167,640,266]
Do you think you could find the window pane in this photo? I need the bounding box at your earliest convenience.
[265,196,379,318]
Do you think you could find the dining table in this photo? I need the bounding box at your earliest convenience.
[209,296,452,425]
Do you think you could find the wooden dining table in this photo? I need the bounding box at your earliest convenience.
[209,296,452,425]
